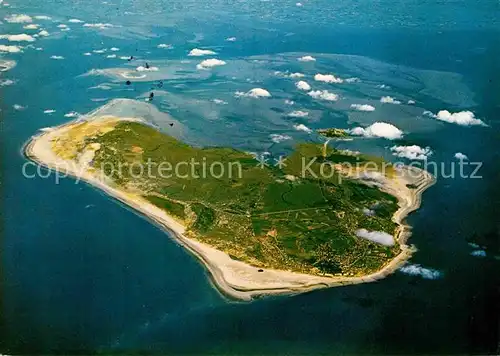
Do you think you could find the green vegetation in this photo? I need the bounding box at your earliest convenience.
[144,195,186,219]
[191,203,216,232]
[317,128,349,138]
[78,121,400,276]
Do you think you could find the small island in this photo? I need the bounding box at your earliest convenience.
[317,128,349,138]
[25,102,435,300]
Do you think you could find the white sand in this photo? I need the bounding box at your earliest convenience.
[25,119,435,301]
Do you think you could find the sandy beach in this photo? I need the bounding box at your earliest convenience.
[24,118,436,301]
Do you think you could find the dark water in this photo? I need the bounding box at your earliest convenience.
[1,0,499,354]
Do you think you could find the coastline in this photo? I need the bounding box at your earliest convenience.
[24,118,436,301]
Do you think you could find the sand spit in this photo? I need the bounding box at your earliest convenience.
[25,117,435,301]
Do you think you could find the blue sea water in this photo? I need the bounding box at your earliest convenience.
[1,0,499,354]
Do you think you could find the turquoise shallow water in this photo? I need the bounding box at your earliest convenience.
[1,0,499,354]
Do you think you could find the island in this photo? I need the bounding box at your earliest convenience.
[317,128,349,138]
[25,103,435,300]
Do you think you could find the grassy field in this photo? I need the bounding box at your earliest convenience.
[64,120,400,276]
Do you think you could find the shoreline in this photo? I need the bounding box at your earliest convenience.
[24,118,436,301]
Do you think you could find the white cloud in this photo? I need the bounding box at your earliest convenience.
[296,2,303,6]
[0,34,36,42]
[435,110,486,126]
[0,79,15,86]
[288,110,309,118]
[349,122,403,140]
[5,14,32,23]
[68,19,83,23]
[136,65,159,72]
[408,99,415,105]
[270,134,292,143]
[314,73,343,83]
[362,208,375,216]
[344,77,360,83]
[33,15,51,20]
[235,88,271,98]
[0,45,22,53]
[196,58,226,69]
[50,55,64,60]
[399,264,442,279]
[350,104,375,112]
[189,48,216,56]
[57,24,68,28]
[13,104,25,110]
[38,30,49,37]
[64,111,80,118]
[23,24,39,30]
[213,99,228,105]
[471,250,486,257]
[225,37,236,42]
[275,71,302,78]
[106,54,116,58]
[157,43,172,49]
[83,23,113,29]
[294,124,312,133]
[356,229,394,246]
[359,171,385,182]
[380,96,401,104]
[454,152,468,160]
[391,145,432,160]
[83,52,92,56]
[298,55,316,62]
[110,47,119,51]
[92,49,106,53]
[308,90,338,101]
[295,80,311,91]
[43,109,56,114]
